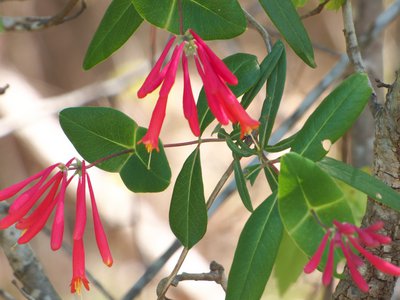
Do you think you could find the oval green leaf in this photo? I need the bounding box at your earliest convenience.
[226,193,283,300]
[131,0,246,40]
[291,73,372,161]
[59,107,171,193]
[259,0,316,67]
[198,53,260,133]
[169,147,207,248]
[83,0,143,70]
[278,153,354,259]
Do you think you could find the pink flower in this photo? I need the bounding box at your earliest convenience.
[304,220,400,293]
[137,29,259,151]
[70,238,90,294]
[0,158,113,294]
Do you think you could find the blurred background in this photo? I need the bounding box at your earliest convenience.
[0,0,398,299]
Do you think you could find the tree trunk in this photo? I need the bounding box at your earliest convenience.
[333,73,400,299]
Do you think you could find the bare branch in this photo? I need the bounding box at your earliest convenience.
[0,289,16,300]
[342,0,380,116]
[243,9,272,53]
[0,203,61,300]
[171,261,227,292]
[2,0,86,31]
[0,84,9,95]
[301,0,329,19]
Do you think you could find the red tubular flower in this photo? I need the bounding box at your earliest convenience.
[137,29,259,152]
[305,219,400,293]
[70,238,90,294]
[0,158,112,294]
[87,174,113,267]
[137,36,176,98]
[139,43,185,152]
[182,54,200,136]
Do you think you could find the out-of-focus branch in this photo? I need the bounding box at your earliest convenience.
[1,0,86,31]
[0,289,15,300]
[243,9,272,52]
[159,261,227,294]
[342,0,380,116]
[0,84,9,95]
[0,203,61,300]
[301,0,329,19]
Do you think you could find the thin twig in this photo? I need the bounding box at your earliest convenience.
[301,0,330,19]
[171,261,227,292]
[2,0,86,31]
[0,84,9,95]
[243,9,272,53]
[164,138,225,148]
[342,0,380,116]
[156,248,189,300]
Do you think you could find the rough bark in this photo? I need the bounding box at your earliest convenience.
[0,203,61,300]
[333,73,400,299]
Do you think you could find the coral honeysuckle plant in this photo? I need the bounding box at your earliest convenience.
[2,0,400,299]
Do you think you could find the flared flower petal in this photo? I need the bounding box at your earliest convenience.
[70,238,90,294]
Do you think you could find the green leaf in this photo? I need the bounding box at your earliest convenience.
[169,147,207,248]
[318,157,400,212]
[83,0,143,69]
[278,153,354,259]
[292,0,310,7]
[244,164,262,186]
[198,53,260,133]
[259,45,286,148]
[259,0,316,67]
[131,0,246,40]
[226,193,283,300]
[0,18,4,32]
[233,157,253,212]
[59,107,171,193]
[264,133,298,153]
[273,230,308,296]
[264,166,278,192]
[291,73,372,161]
[226,138,256,158]
[241,41,284,109]
[326,0,345,10]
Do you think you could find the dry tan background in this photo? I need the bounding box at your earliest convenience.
[0,0,398,299]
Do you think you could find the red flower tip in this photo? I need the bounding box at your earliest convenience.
[304,230,331,274]
[137,36,176,98]
[305,219,400,293]
[70,238,90,294]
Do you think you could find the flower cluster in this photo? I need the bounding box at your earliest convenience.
[0,158,112,294]
[304,220,400,292]
[137,29,260,152]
